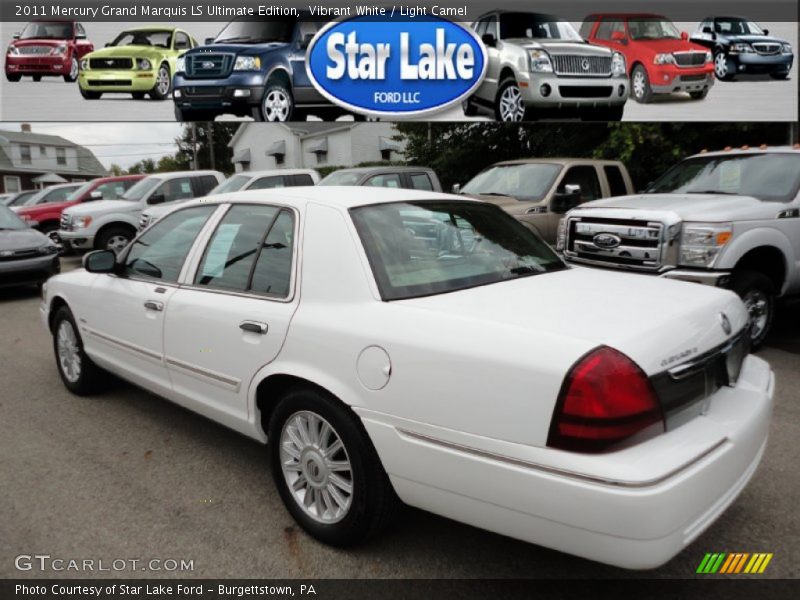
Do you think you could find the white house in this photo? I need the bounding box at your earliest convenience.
[227,123,406,173]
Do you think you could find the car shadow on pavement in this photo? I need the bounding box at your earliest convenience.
[0,285,41,303]
[764,302,800,354]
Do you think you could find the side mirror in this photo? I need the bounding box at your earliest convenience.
[205,37,216,45]
[763,28,769,36]
[104,43,112,47]
[680,31,689,41]
[451,183,461,194]
[611,30,627,43]
[83,249,117,273]
[300,33,315,49]
[89,190,103,200]
[551,184,582,214]
[481,33,497,48]
[13,33,20,40]
[147,193,166,205]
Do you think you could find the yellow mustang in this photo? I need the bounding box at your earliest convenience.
[78,27,196,100]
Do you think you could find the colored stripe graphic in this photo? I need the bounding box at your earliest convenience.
[700,553,773,574]
[697,553,727,573]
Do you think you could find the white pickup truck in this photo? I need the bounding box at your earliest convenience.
[559,146,800,346]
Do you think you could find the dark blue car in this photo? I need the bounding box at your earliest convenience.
[173,16,347,121]
[690,17,793,81]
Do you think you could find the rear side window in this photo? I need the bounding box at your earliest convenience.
[604,166,628,197]
[250,210,295,297]
[408,173,434,191]
[292,173,315,186]
[194,175,220,197]
[247,176,286,190]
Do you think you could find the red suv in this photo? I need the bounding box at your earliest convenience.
[5,20,93,82]
[15,175,144,240]
[581,14,714,103]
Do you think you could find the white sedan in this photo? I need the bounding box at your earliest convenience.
[41,187,774,569]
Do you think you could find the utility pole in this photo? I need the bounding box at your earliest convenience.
[208,121,216,170]
[191,123,198,170]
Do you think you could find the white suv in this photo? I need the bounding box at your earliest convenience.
[59,170,224,253]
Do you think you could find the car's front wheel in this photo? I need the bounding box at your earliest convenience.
[730,270,775,349]
[256,82,295,121]
[494,77,530,122]
[269,386,398,546]
[64,57,79,82]
[149,63,171,100]
[52,306,105,395]
[631,65,653,103]
[96,226,133,254]
[714,51,735,81]
[5,72,21,82]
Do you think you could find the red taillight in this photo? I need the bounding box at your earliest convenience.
[547,346,664,453]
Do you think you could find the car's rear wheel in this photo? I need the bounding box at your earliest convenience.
[269,386,398,546]
[96,226,133,255]
[149,63,171,100]
[64,57,79,82]
[80,88,102,100]
[256,82,295,121]
[495,77,529,122]
[6,73,21,82]
[631,65,653,103]
[729,270,775,349]
[52,307,105,395]
[714,51,735,81]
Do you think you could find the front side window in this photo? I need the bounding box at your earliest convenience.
[351,201,566,301]
[123,206,215,282]
[149,177,193,204]
[560,166,602,202]
[318,171,363,186]
[499,14,583,41]
[211,174,251,195]
[409,173,434,191]
[365,174,402,188]
[248,176,286,190]
[174,31,191,50]
[461,163,562,201]
[42,186,79,204]
[122,176,161,202]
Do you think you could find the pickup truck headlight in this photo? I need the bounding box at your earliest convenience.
[176,56,186,73]
[679,223,732,267]
[7,45,19,56]
[52,44,67,56]
[653,53,676,65]
[611,52,626,76]
[233,56,261,71]
[136,58,152,71]
[74,216,93,229]
[80,58,89,70]
[782,43,793,55]
[528,50,553,73]
[731,43,754,54]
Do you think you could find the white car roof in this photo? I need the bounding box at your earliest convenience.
[689,145,800,159]
[233,169,319,178]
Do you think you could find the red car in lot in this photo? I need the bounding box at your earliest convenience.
[5,20,93,82]
[581,14,714,103]
[14,175,144,239]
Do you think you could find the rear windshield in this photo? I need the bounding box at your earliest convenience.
[350,200,566,300]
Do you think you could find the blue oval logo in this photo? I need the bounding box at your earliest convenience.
[307,16,487,117]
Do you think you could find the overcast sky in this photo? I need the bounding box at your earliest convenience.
[2,122,186,170]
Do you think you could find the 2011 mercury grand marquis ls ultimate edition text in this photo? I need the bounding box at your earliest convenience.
[40,187,774,569]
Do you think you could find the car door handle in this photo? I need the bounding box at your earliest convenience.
[240,321,268,335]
[144,300,164,312]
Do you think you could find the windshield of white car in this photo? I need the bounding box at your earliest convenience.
[461,163,562,201]
[629,19,682,41]
[215,19,297,44]
[0,206,27,230]
[111,30,173,48]
[499,14,583,41]
[318,171,364,186]
[210,174,251,195]
[351,200,566,301]
[123,177,162,202]
[646,153,800,202]
[714,19,764,36]
[18,22,73,40]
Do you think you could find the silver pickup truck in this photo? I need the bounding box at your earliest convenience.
[464,11,629,121]
[558,146,800,347]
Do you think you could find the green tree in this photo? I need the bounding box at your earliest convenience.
[176,122,239,174]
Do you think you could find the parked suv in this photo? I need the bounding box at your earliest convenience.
[318,166,442,191]
[465,11,628,121]
[12,183,83,214]
[582,14,714,103]
[173,16,338,121]
[5,20,93,82]
[558,146,800,346]
[15,175,143,239]
[455,159,634,244]
[690,17,794,81]
[59,170,223,253]
[139,168,320,229]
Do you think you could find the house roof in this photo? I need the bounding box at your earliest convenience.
[0,129,107,178]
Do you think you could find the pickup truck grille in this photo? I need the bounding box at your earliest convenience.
[552,55,612,77]
[60,213,73,231]
[565,217,664,271]
[673,52,707,67]
[89,58,133,70]
[17,45,54,55]
[752,43,782,55]
[185,53,234,78]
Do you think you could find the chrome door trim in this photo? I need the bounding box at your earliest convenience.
[164,356,241,391]
[83,326,163,362]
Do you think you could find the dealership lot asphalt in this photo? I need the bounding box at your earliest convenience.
[1,255,798,579]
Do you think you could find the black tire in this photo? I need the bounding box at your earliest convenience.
[769,72,790,80]
[729,270,776,350]
[255,81,295,121]
[52,306,106,395]
[268,386,399,547]
[96,226,134,254]
[149,63,171,100]
[32,75,42,82]
[689,88,710,100]
[6,73,21,82]
[63,57,79,82]
[494,77,530,121]
[631,65,653,103]
[132,92,146,100]
[462,95,479,117]
[80,87,102,100]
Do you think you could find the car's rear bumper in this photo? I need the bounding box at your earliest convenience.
[359,355,773,569]
[78,69,157,91]
[0,254,60,288]
[5,55,70,75]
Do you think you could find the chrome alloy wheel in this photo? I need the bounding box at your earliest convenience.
[57,320,81,383]
[263,89,291,121]
[632,70,646,99]
[156,66,171,96]
[714,53,728,78]
[743,289,769,341]
[499,85,526,121]
[105,234,129,254]
[279,410,353,524]
[70,57,79,80]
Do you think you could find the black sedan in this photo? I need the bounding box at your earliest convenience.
[691,17,793,80]
[0,204,60,290]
